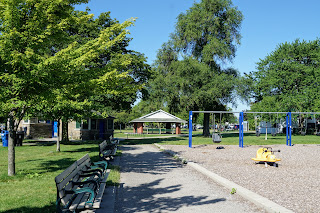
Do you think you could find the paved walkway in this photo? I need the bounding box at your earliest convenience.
[113,145,264,213]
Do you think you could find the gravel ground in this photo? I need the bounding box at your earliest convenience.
[161,144,320,213]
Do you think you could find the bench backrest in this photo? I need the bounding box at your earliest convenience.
[55,161,82,206]
[99,141,108,153]
[55,154,95,206]
[76,154,92,171]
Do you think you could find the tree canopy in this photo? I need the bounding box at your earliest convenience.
[174,0,243,67]
[0,0,151,175]
[145,0,243,136]
[243,39,320,112]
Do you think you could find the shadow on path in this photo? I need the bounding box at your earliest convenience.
[120,146,182,175]
[116,178,226,212]
[115,145,227,212]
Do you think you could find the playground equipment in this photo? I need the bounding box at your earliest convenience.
[251,147,281,167]
[212,113,222,143]
[188,111,320,148]
[212,133,222,143]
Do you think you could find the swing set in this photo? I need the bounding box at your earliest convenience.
[188,111,320,148]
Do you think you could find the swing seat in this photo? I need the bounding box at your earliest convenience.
[212,133,221,143]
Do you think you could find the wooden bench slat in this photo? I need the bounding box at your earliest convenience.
[77,154,90,166]
[93,182,106,208]
[69,191,86,211]
[70,180,97,210]
[57,169,82,191]
[55,161,78,183]
[59,178,83,206]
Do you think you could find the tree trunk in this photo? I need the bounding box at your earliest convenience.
[203,113,210,137]
[8,117,15,176]
[56,120,60,152]
[62,121,69,142]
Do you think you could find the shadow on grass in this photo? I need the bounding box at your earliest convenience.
[38,157,77,174]
[24,141,57,146]
[61,140,103,145]
[38,154,101,174]
[121,137,186,145]
[61,146,99,153]
[218,132,256,138]
[3,202,55,213]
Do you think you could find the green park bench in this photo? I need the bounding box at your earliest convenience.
[55,154,109,212]
[99,138,119,161]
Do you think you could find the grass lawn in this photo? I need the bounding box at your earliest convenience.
[1,132,318,212]
[0,141,120,213]
[121,132,320,146]
[114,128,196,138]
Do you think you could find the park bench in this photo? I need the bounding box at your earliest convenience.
[55,154,109,212]
[99,138,119,161]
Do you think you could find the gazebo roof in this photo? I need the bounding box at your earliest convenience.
[130,109,187,123]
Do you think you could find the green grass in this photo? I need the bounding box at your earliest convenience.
[0,141,120,213]
[114,128,196,138]
[1,132,318,212]
[121,132,320,146]
[106,165,120,186]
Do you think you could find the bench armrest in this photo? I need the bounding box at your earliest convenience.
[83,167,103,174]
[79,171,102,181]
[93,161,108,170]
[74,188,95,205]
[58,187,95,211]
[72,180,98,192]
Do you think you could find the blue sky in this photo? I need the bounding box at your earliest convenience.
[76,0,320,111]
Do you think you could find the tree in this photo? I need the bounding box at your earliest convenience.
[151,57,237,134]
[38,10,151,149]
[174,0,243,67]
[241,39,320,131]
[0,0,147,175]
[244,39,320,112]
[0,0,88,176]
[147,0,243,136]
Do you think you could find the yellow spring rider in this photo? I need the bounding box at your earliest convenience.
[251,147,281,167]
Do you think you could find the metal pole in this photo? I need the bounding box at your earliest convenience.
[254,115,257,132]
[189,111,193,148]
[289,112,292,146]
[314,114,317,135]
[286,114,289,146]
[286,112,292,146]
[239,112,244,148]
[214,114,215,133]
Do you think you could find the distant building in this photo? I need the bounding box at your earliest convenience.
[69,116,115,140]
[130,109,187,134]
[19,116,114,140]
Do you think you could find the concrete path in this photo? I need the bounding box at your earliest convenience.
[113,145,264,213]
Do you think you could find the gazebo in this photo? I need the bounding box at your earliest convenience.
[130,109,187,134]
